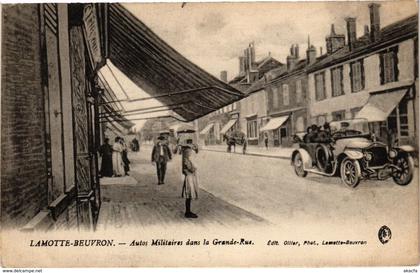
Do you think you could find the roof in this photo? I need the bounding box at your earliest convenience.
[228,56,283,85]
[107,4,244,122]
[307,14,418,72]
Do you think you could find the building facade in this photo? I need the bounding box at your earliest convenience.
[307,4,418,148]
[261,43,315,147]
[1,4,108,230]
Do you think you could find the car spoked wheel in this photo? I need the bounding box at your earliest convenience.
[340,158,361,188]
[293,153,308,177]
[392,154,414,186]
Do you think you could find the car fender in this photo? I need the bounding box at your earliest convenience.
[343,150,364,160]
[291,148,312,170]
[397,145,415,153]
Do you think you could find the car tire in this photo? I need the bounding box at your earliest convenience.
[340,158,361,188]
[293,152,308,177]
[392,154,414,186]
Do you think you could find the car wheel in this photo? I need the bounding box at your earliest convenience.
[392,154,414,186]
[293,152,308,177]
[340,158,361,188]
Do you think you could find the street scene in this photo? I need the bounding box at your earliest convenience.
[1,1,419,268]
[97,145,418,230]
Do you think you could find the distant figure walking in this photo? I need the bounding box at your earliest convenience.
[181,144,199,218]
[98,138,113,177]
[151,135,172,185]
[131,137,140,152]
[121,138,130,176]
[112,137,125,177]
[264,132,269,150]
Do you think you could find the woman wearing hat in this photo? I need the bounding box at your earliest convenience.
[112,137,125,177]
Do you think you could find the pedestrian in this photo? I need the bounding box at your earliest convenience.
[131,137,140,152]
[121,138,130,176]
[151,135,172,185]
[112,137,125,177]
[264,132,269,150]
[181,145,199,218]
[98,138,113,177]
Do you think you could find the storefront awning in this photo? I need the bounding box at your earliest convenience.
[245,113,258,119]
[260,115,289,131]
[220,119,237,134]
[199,123,214,135]
[107,4,244,122]
[355,89,407,122]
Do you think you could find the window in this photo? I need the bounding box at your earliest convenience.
[350,60,365,92]
[332,110,346,121]
[380,46,399,84]
[247,119,258,139]
[296,80,302,103]
[388,100,409,137]
[315,72,326,101]
[272,86,279,108]
[331,66,344,97]
[282,84,289,106]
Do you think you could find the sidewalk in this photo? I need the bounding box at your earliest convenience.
[96,148,266,231]
[201,144,294,159]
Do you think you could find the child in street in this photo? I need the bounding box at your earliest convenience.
[181,145,199,218]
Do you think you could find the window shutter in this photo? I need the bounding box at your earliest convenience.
[360,59,365,89]
[393,46,399,81]
[379,53,385,85]
[349,62,354,92]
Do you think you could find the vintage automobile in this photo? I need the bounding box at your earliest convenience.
[291,119,415,188]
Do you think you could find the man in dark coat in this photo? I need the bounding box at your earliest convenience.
[98,138,113,177]
[151,135,172,185]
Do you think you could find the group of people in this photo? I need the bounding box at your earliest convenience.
[151,134,200,218]
[98,137,131,177]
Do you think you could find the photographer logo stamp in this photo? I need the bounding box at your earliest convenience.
[378,225,392,244]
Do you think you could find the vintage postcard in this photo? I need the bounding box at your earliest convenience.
[0,1,419,268]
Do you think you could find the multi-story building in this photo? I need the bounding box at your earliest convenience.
[261,43,315,147]
[307,4,418,148]
[198,43,282,145]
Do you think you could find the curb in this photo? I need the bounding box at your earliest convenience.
[201,148,291,160]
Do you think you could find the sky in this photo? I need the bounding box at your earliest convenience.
[124,1,417,81]
[102,1,418,131]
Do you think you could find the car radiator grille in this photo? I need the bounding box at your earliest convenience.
[366,146,388,166]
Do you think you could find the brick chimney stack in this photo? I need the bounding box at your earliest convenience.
[369,3,381,42]
[220,71,228,82]
[306,36,317,65]
[286,44,299,71]
[239,56,245,74]
[325,24,345,54]
[345,17,357,51]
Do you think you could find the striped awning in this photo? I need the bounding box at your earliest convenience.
[106,4,244,121]
[200,123,214,135]
[220,119,237,134]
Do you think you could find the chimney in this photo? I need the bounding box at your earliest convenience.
[345,17,357,51]
[220,71,228,82]
[286,44,298,71]
[364,25,370,36]
[306,36,317,65]
[239,56,245,74]
[325,24,345,54]
[369,3,381,42]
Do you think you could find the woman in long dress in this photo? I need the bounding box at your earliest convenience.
[112,137,125,177]
[181,146,199,218]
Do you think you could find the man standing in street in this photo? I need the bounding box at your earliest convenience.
[151,134,172,185]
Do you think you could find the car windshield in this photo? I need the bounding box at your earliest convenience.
[329,119,370,136]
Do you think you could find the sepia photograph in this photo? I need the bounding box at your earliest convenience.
[0,0,419,268]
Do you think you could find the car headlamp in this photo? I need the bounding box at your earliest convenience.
[364,152,373,161]
[389,149,398,159]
